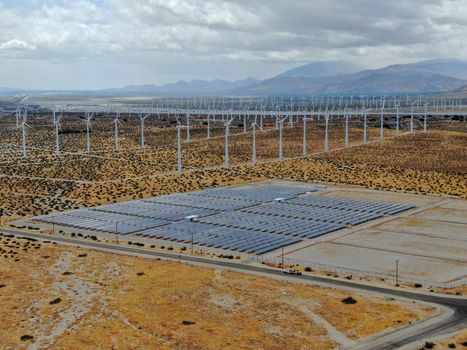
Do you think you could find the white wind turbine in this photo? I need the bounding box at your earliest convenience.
[224,113,235,169]
[380,96,386,139]
[278,114,289,160]
[113,112,122,151]
[138,111,149,148]
[83,111,93,153]
[53,110,62,156]
[19,106,29,158]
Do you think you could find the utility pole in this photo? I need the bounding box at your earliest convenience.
[395,259,399,286]
[281,246,284,268]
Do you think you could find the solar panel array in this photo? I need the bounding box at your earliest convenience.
[286,196,415,215]
[186,183,315,202]
[35,209,168,234]
[96,200,219,221]
[137,222,301,255]
[198,211,345,238]
[145,193,253,211]
[32,182,415,255]
[242,202,383,226]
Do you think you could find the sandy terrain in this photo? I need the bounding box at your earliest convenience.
[0,233,435,350]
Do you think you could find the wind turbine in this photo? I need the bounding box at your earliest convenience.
[252,117,258,165]
[224,114,235,169]
[278,115,289,160]
[324,111,330,152]
[15,105,20,128]
[395,103,400,135]
[186,113,191,143]
[84,111,92,153]
[176,117,184,173]
[363,107,368,144]
[380,96,386,139]
[20,106,29,158]
[53,110,62,156]
[113,112,122,151]
[345,109,349,147]
[138,111,149,148]
[424,103,428,132]
[303,112,312,157]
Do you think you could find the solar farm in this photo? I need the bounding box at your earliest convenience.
[28,182,415,255]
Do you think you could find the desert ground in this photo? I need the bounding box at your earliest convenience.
[0,233,436,350]
[0,112,465,224]
[0,112,465,349]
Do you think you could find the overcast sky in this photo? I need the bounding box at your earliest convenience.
[1,0,466,89]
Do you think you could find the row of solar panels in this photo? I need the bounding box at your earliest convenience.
[242,203,384,226]
[184,183,318,202]
[144,194,253,211]
[197,211,346,239]
[136,222,302,255]
[97,200,220,220]
[286,195,415,214]
[35,209,168,234]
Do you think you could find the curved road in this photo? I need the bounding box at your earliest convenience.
[2,228,465,349]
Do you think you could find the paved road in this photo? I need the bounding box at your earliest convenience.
[2,227,466,350]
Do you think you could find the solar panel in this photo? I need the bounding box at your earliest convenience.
[138,221,302,254]
[197,211,345,238]
[286,195,415,215]
[31,182,415,255]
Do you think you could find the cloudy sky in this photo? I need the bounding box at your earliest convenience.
[1,0,466,89]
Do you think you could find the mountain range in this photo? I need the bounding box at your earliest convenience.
[2,58,467,96]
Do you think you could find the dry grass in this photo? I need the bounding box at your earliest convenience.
[428,329,467,350]
[0,234,434,350]
[0,127,465,222]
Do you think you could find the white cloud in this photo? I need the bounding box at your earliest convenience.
[0,39,36,50]
[0,0,466,89]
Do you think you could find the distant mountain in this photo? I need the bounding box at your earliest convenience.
[103,78,260,95]
[386,59,467,80]
[276,61,359,78]
[233,59,467,95]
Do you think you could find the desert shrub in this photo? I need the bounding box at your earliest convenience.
[341,296,357,304]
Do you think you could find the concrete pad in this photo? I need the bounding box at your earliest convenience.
[375,218,467,241]
[440,200,467,211]
[413,208,467,224]
[286,242,466,283]
[332,229,467,262]
[320,189,442,207]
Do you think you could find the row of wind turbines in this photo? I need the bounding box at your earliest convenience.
[13,105,430,175]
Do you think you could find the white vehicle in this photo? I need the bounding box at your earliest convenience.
[283,269,302,276]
